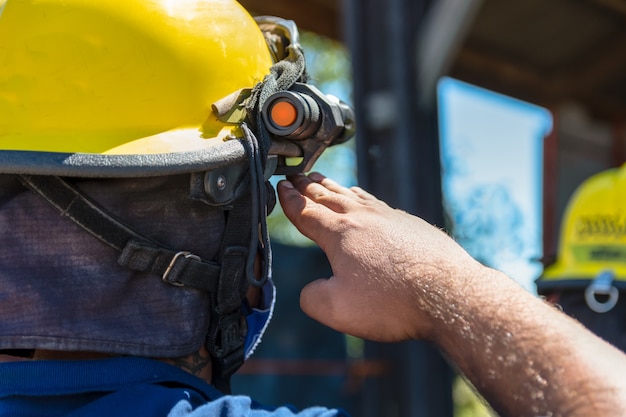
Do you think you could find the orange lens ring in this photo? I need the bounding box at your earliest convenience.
[270,100,298,127]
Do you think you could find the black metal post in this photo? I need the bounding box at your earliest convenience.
[344,0,454,415]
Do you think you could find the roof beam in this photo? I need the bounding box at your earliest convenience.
[238,0,342,40]
[416,0,483,105]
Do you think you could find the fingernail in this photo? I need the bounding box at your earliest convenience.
[279,180,294,189]
[308,172,324,181]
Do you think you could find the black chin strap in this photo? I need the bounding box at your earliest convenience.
[200,39,308,392]
[205,195,253,393]
[207,124,274,393]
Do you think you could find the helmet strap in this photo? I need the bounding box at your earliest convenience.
[206,124,274,393]
[205,196,253,393]
[18,174,221,291]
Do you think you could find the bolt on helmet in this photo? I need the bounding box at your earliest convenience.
[537,163,626,313]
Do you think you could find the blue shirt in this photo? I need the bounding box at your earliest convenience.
[0,357,349,416]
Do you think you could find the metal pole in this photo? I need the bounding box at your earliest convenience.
[345,0,454,415]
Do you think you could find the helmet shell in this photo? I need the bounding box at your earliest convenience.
[538,163,626,290]
[0,0,272,169]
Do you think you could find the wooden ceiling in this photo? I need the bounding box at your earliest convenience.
[450,0,626,122]
[239,0,626,123]
[238,0,342,41]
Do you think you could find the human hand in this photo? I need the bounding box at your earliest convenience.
[277,172,483,342]
[279,173,626,417]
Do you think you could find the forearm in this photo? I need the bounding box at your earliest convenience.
[277,173,626,415]
[422,265,626,417]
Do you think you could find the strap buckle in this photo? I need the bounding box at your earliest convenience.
[162,251,201,287]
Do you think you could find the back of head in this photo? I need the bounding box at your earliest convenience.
[0,0,355,389]
[0,174,224,357]
[0,0,275,360]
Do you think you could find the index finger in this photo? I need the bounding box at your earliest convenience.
[276,179,340,247]
[286,174,360,214]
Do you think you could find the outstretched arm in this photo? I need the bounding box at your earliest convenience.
[277,172,626,417]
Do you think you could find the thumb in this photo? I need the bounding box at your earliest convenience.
[300,276,391,341]
[299,277,342,331]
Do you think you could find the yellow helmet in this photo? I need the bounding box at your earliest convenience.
[537,163,626,293]
[0,0,273,175]
[0,0,356,389]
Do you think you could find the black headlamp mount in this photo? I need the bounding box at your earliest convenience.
[212,16,356,177]
[262,82,355,175]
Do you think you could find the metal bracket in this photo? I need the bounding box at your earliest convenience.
[585,270,619,313]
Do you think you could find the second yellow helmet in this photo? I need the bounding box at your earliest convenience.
[538,163,626,290]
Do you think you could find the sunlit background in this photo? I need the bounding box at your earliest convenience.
[269,33,553,296]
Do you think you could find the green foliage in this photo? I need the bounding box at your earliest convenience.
[300,32,352,100]
[453,376,498,417]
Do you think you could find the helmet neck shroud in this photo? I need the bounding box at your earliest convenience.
[0,174,224,358]
[15,125,280,393]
